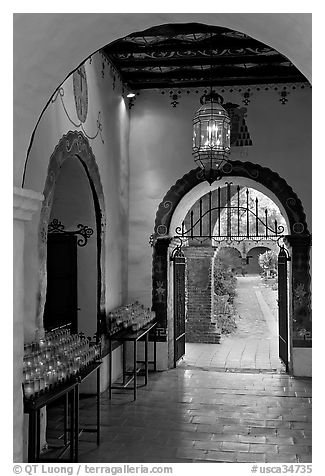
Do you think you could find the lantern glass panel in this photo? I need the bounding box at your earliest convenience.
[193,122,200,149]
[199,121,207,149]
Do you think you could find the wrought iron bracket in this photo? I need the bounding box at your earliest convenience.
[48,218,94,247]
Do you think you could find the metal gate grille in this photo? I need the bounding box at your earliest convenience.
[172,248,186,366]
[175,183,285,243]
[278,246,290,371]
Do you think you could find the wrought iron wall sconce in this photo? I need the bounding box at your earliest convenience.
[48,219,94,247]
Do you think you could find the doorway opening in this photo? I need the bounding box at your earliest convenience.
[172,184,287,372]
[43,155,98,336]
[38,131,106,338]
[152,162,311,374]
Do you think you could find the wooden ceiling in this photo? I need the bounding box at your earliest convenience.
[102,23,308,90]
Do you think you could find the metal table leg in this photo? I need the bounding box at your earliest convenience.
[36,409,41,461]
[74,385,79,462]
[97,366,101,445]
[122,341,126,385]
[108,338,112,399]
[28,411,37,462]
[70,388,75,462]
[145,332,149,385]
[64,393,68,445]
[133,340,137,401]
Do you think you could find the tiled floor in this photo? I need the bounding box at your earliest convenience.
[46,367,312,463]
[44,277,311,464]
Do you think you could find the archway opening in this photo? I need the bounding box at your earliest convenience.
[152,160,310,374]
[173,183,287,372]
[44,155,98,337]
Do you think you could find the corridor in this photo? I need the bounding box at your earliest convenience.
[70,367,311,463]
[181,276,284,371]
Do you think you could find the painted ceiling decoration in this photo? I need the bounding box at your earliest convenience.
[102,23,309,91]
[157,82,309,109]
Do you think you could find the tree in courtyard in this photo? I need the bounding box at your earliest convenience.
[258,250,277,278]
[214,249,237,301]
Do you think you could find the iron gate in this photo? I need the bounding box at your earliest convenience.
[170,183,289,369]
[278,245,290,372]
[172,247,186,366]
[175,182,285,244]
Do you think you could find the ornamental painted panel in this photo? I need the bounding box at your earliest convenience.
[73,65,88,123]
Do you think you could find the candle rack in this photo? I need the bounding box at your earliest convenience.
[23,328,101,401]
[106,301,156,336]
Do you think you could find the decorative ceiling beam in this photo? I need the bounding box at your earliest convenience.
[114,53,287,69]
[103,37,270,54]
[128,77,308,90]
[121,65,305,81]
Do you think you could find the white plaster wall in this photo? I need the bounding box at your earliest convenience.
[292,348,312,377]
[128,88,311,307]
[23,52,130,340]
[80,347,123,394]
[13,13,311,188]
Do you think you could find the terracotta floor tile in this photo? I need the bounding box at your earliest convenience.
[249,443,278,453]
[44,342,311,464]
[265,453,298,463]
[236,452,266,463]
[204,450,237,462]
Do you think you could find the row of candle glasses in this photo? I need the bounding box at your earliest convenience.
[24,328,77,356]
[108,301,156,335]
[23,329,101,399]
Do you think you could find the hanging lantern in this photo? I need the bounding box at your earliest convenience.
[192,91,231,182]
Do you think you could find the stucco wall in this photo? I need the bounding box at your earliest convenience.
[128,87,312,307]
[23,51,130,341]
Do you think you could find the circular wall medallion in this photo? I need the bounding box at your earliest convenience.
[221,162,233,174]
[157,224,167,236]
[286,197,296,209]
[73,65,88,123]
[293,222,305,234]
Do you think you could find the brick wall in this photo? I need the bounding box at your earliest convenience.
[184,246,221,343]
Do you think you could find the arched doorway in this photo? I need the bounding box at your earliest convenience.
[152,161,311,373]
[44,155,97,335]
[38,131,106,336]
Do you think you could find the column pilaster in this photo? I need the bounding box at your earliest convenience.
[183,246,220,343]
[13,187,43,462]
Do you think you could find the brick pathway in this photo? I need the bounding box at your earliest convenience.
[181,276,284,371]
[54,367,311,463]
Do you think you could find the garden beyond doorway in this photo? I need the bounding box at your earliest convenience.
[180,272,284,372]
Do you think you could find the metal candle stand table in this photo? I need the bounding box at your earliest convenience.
[24,360,102,463]
[75,360,102,456]
[24,379,78,463]
[108,321,157,401]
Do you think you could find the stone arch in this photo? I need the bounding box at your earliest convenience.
[245,246,273,275]
[152,161,311,369]
[215,246,243,274]
[37,130,106,333]
[153,161,309,238]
